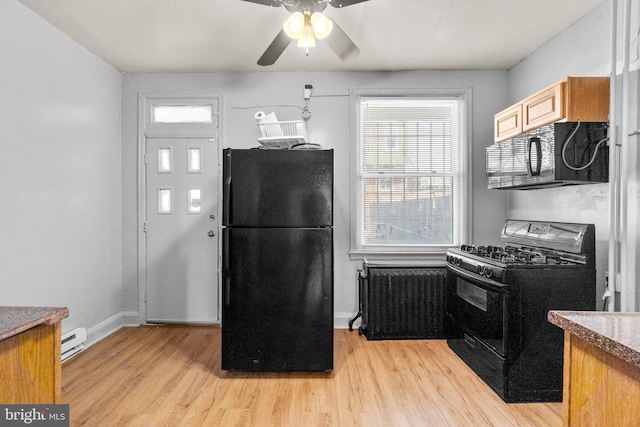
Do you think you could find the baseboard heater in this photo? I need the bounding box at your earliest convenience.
[349,263,452,340]
[61,327,87,361]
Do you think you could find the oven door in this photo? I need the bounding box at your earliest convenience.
[446,264,507,356]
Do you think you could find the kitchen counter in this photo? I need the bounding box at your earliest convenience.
[0,306,69,403]
[549,310,640,427]
[0,306,69,341]
[548,310,640,368]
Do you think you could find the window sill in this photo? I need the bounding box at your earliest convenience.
[348,250,448,266]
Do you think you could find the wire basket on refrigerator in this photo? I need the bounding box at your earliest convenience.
[257,120,308,148]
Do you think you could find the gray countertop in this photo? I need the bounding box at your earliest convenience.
[0,306,69,341]
[548,310,640,369]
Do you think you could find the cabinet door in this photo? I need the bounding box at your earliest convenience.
[522,82,564,132]
[494,104,522,142]
[564,77,610,123]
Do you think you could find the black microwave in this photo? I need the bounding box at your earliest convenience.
[486,122,609,190]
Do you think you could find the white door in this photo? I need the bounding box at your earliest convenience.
[145,137,219,323]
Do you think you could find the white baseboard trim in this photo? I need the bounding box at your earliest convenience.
[82,311,358,350]
[85,311,140,349]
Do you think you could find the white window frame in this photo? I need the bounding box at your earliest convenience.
[349,88,472,261]
[143,95,219,138]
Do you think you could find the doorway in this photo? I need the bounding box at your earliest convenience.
[140,95,221,323]
[145,137,219,322]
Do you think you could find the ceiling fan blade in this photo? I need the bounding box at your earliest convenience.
[328,0,369,7]
[324,19,361,61]
[258,29,293,66]
[240,0,283,6]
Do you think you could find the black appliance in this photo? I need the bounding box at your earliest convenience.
[486,122,609,189]
[221,148,334,372]
[446,220,596,402]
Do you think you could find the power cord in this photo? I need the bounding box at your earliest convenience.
[561,121,609,171]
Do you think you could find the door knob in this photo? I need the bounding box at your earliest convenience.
[207,230,216,237]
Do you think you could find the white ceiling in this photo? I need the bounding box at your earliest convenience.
[19,0,605,74]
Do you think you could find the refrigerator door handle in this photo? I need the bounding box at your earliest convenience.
[222,150,231,225]
[223,228,230,306]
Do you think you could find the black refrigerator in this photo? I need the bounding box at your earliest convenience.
[221,148,334,372]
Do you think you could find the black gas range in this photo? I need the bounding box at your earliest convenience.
[445,220,596,403]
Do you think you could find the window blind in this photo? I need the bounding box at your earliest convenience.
[359,98,463,246]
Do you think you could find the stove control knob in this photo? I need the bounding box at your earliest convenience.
[484,267,494,278]
[475,265,483,274]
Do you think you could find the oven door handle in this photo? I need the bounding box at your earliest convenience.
[447,264,507,292]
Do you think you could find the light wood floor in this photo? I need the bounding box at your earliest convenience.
[62,326,561,426]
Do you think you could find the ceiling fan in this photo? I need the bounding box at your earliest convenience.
[241,0,370,66]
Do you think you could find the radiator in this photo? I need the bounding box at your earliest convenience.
[61,327,86,361]
[350,265,450,340]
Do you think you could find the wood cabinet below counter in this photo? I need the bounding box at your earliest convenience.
[0,306,69,404]
[494,77,610,142]
[548,311,640,427]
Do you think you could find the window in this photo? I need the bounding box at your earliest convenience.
[152,105,213,124]
[350,90,470,258]
[143,95,219,139]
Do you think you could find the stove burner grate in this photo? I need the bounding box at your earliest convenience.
[454,244,579,266]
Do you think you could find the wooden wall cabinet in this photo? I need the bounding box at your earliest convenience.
[494,77,610,142]
[494,104,522,142]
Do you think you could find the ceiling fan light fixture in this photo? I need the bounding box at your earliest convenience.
[310,12,333,39]
[297,21,316,48]
[253,0,366,65]
[283,11,305,39]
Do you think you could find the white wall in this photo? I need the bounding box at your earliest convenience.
[122,71,509,326]
[506,0,611,307]
[0,0,125,340]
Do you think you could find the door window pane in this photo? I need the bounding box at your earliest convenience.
[188,188,202,214]
[158,188,172,214]
[157,148,172,173]
[188,148,202,173]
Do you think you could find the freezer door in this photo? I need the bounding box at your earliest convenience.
[222,227,333,371]
[223,149,333,227]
